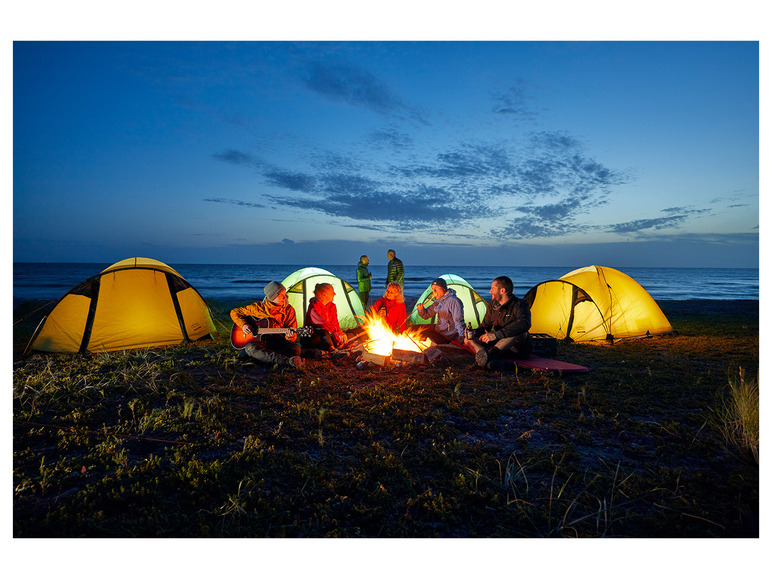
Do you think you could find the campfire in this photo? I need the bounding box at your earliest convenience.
[358,312,433,366]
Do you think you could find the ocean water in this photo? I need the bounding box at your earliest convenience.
[12,262,760,306]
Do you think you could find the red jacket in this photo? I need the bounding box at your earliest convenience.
[306,298,345,346]
[373,297,407,333]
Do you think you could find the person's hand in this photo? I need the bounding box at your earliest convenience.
[417,303,424,311]
[378,307,387,317]
[480,331,496,343]
[242,323,256,336]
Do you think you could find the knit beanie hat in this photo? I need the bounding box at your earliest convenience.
[264,281,285,302]
[431,278,448,290]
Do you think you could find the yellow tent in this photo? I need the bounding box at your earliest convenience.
[524,265,672,342]
[27,257,216,354]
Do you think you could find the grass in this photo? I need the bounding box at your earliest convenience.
[711,368,759,464]
[12,299,759,538]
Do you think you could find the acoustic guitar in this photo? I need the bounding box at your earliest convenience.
[230,316,313,349]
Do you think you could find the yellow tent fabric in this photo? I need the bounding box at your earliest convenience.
[29,257,216,354]
[525,265,672,342]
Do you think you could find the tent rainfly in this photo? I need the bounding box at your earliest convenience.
[27,257,216,354]
[281,267,365,330]
[407,274,488,330]
[524,265,672,342]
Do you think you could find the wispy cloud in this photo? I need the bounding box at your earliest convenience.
[368,128,414,150]
[278,183,483,226]
[212,149,260,167]
[204,197,265,209]
[493,193,601,239]
[302,61,428,124]
[608,207,711,234]
[490,132,628,239]
[491,79,540,121]
[398,143,514,180]
[264,169,317,192]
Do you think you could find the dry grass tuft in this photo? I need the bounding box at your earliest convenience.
[712,368,759,464]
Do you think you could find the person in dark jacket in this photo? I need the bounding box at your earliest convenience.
[356,255,373,307]
[385,249,404,288]
[465,275,532,367]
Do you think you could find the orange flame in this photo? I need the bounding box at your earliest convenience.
[361,311,431,356]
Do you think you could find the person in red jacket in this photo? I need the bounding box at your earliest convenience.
[302,282,349,352]
[372,282,407,333]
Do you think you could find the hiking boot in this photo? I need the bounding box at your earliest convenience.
[475,349,489,368]
[330,349,349,361]
[288,356,304,368]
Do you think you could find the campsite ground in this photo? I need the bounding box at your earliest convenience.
[12,299,759,538]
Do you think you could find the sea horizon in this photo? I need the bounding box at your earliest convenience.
[13,262,760,304]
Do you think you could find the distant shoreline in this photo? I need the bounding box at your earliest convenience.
[14,297,761,314]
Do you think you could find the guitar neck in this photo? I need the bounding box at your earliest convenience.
[256,328,293,335]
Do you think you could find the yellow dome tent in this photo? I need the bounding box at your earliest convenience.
[27,257,216,354]
[524,265,672,342]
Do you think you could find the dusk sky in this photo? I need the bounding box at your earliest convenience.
[11,39,760,269]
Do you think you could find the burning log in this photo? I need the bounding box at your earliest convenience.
[391,348,426,365]
[362,351,390,366]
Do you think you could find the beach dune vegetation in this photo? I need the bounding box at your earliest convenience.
[12,299,758,537]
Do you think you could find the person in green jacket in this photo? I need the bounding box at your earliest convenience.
[356,255,373,307]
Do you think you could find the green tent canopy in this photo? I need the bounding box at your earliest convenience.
[407,274,488,330]
[281,267,365,330]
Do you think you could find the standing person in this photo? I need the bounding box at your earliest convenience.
[465,275,532,367]
[301,282,349,354]
[230,281,303,368]
[372,282,408,333]
[356,255,373,307]
[414,278,465,345]
[385,249,404,288]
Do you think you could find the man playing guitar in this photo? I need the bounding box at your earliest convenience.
[230,281,305,368]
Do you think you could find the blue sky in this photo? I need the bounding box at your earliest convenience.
[11,38,759,268]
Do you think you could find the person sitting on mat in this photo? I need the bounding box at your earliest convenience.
[465,275,532,367]
[414,278,465,345]
[230,281,303,368]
